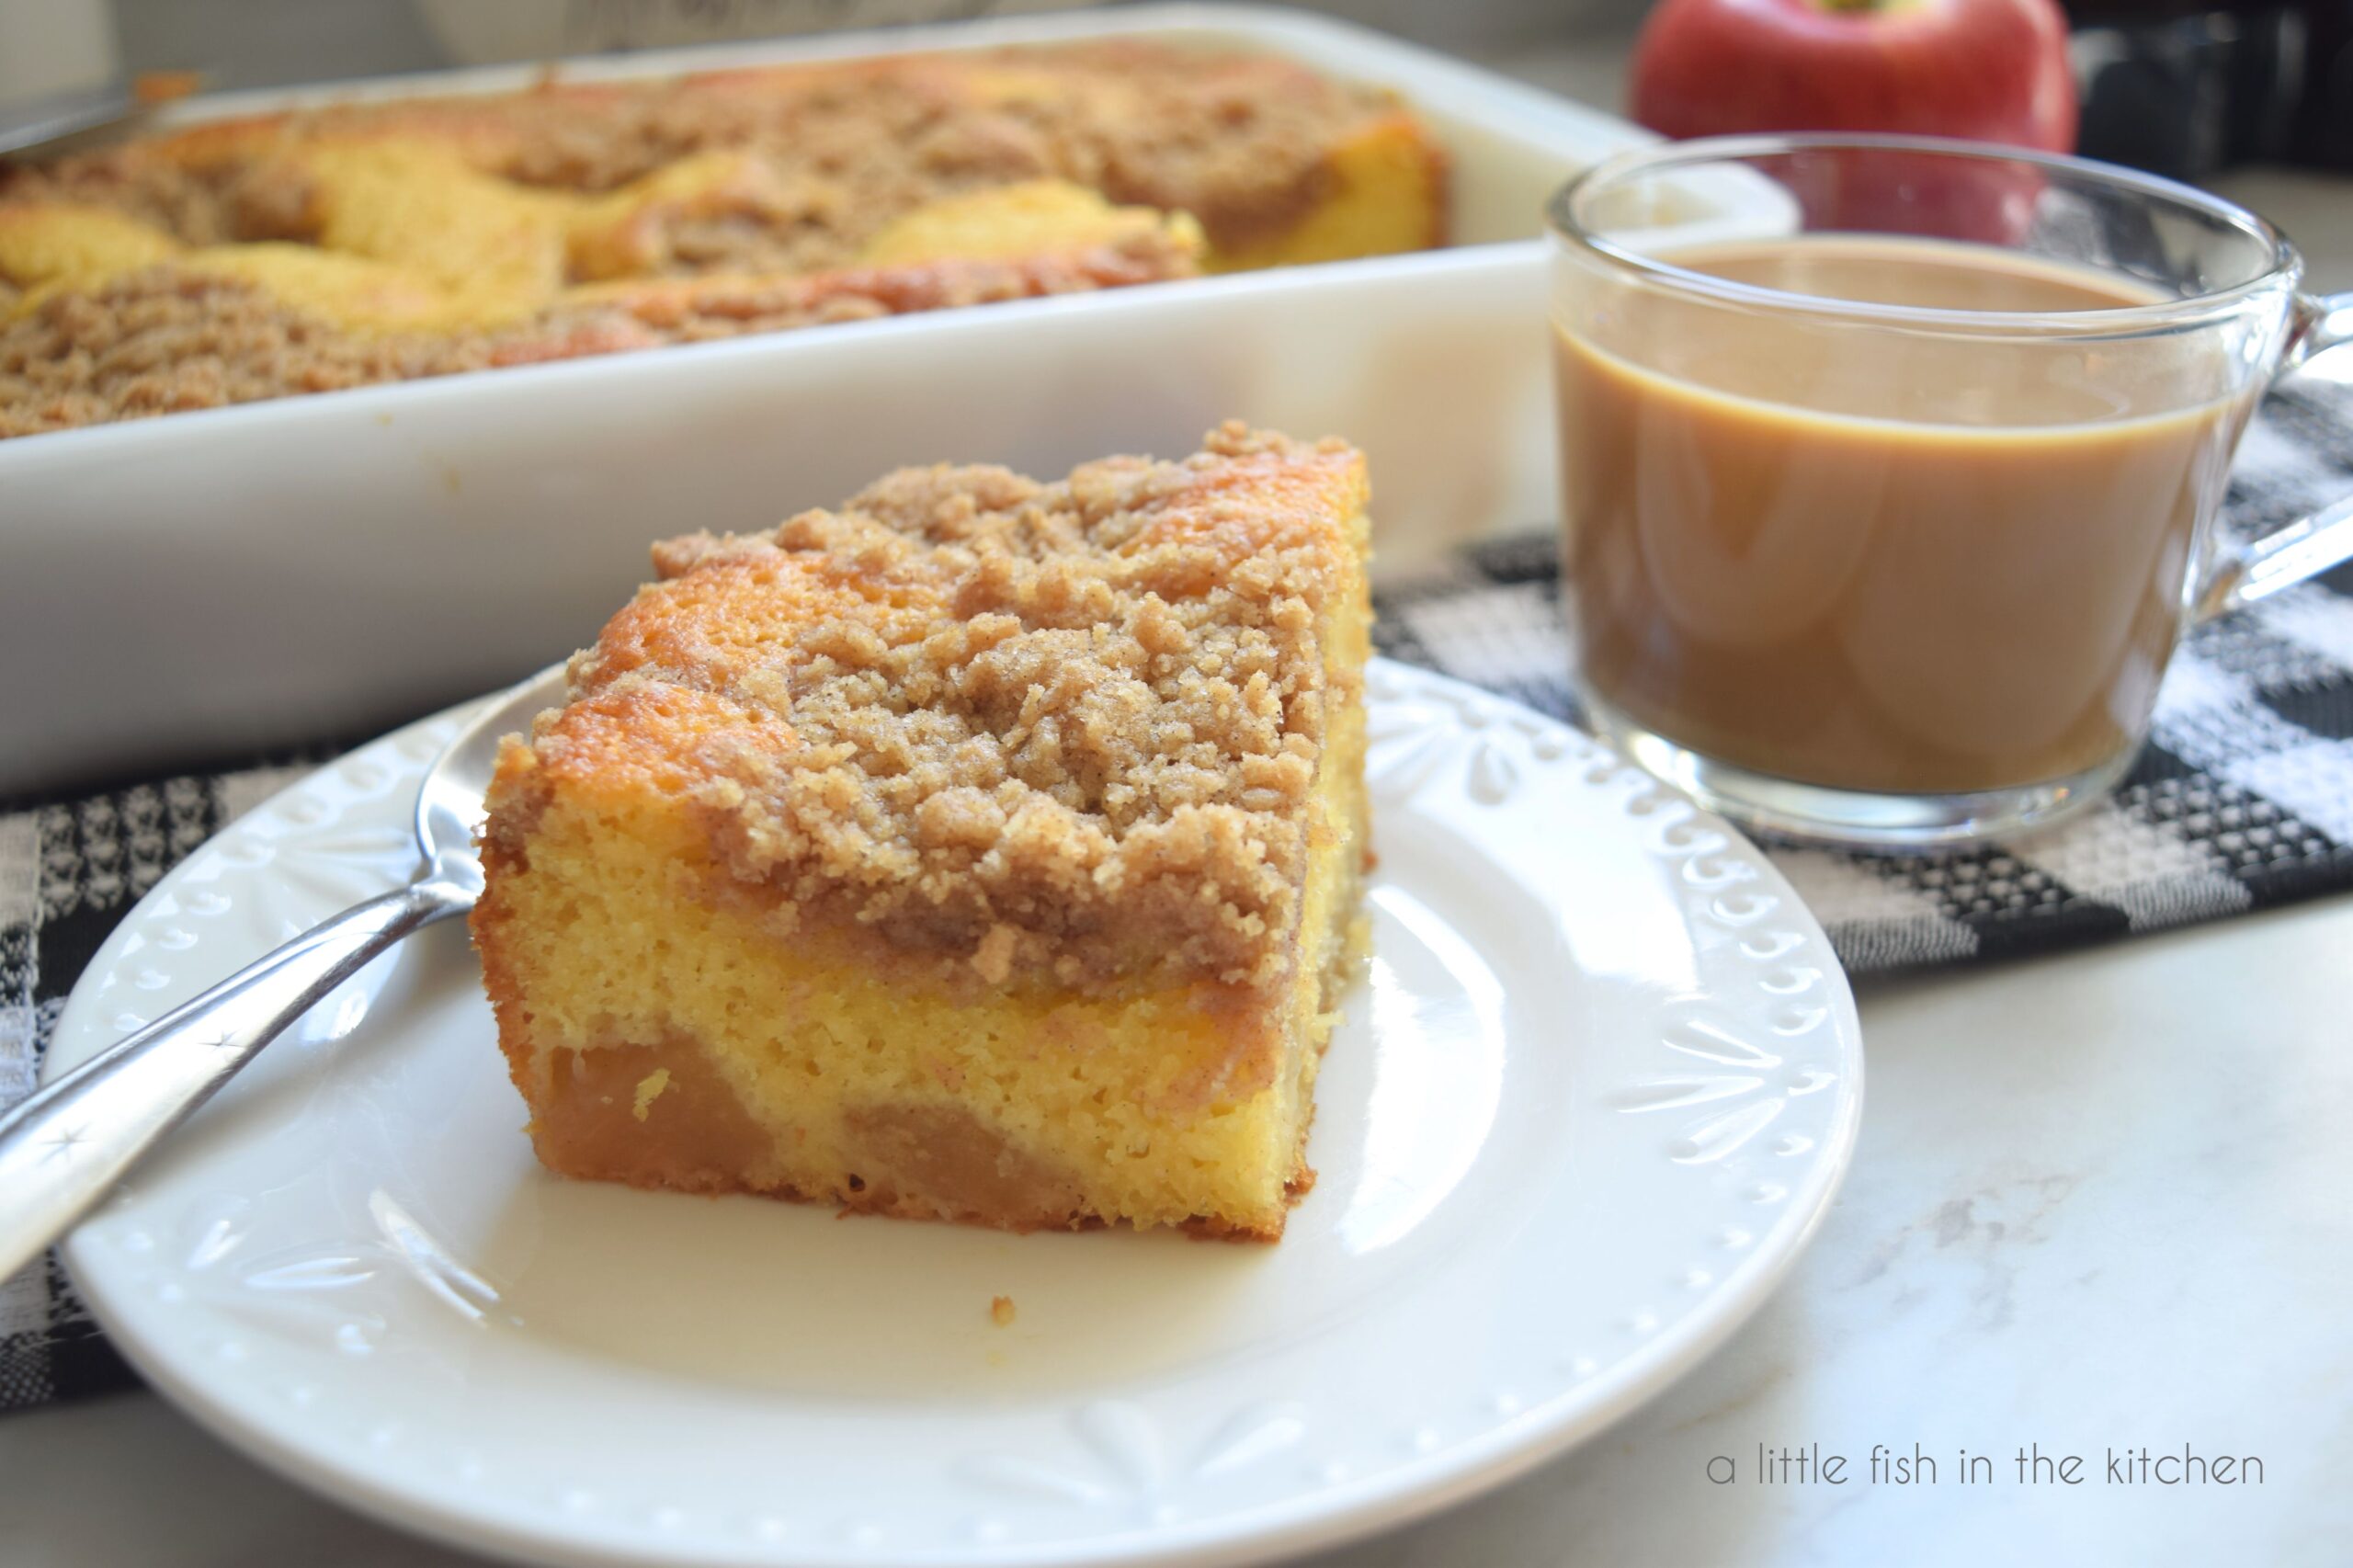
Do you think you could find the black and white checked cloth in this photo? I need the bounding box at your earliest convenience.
[4,379,2349,1415]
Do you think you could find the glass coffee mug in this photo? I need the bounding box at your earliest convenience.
[1547,134,2353,848]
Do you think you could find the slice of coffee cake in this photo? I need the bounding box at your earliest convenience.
[472,424,1370,1238]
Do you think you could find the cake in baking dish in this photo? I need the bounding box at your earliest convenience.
[470,424,1373,1239]
[0,42,1447,437]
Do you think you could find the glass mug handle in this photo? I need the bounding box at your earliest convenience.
[2195,290,2353,621]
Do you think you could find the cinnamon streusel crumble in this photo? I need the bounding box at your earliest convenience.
[0,43,1446,437]
[472,423,1374,1238]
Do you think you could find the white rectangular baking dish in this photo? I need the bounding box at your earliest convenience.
[0,4,1658,796]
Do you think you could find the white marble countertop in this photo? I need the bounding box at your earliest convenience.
[7,32,2353,1568]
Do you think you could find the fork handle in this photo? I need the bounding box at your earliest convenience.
[0,869,474,1285]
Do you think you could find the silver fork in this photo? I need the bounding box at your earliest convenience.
[0,666,565,1283]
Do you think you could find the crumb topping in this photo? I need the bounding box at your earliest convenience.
[0,233,1189,438]
[9,44,1404,258]
[505,423,1369,994]
[1,42,1427,437]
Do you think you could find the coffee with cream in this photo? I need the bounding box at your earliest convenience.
[1554,235,2251,795]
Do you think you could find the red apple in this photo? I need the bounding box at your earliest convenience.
[1632,0,2076,150]
[1631,0,2078,237]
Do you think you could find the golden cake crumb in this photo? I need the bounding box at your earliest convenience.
[631,1068,672,1122]
[990,1295,1017,1327]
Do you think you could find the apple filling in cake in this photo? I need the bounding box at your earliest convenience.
[471,424,1371,1238]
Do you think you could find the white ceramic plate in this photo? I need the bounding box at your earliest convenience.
[51,660,1862,1568]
